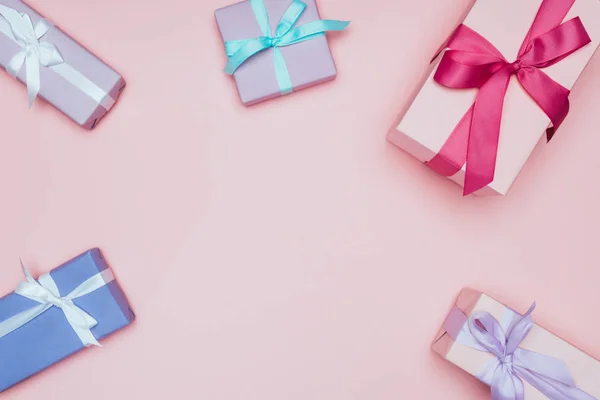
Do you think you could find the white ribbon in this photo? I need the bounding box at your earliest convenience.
[0,4,115,110]
[0,260,115,347]
[0,5,62,106]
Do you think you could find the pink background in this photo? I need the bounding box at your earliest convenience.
[1,0,600,399]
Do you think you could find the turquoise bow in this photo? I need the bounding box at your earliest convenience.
[224,0,349,94]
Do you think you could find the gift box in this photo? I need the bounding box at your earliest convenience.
[433,288,600,399]
[388,0,600,196]
[0,0,125,129]
[215,0,349,106]
[0,248,135,392]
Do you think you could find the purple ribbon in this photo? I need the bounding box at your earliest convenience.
[443,304,596,400]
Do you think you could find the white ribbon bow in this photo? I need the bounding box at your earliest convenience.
[0,260,115,347]
[0,4,63,106]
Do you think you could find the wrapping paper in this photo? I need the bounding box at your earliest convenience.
[0,249,135,392]
[432,288,600,398]
[215,0,338,106]
[0,0,125,129]
[387,0,600,195]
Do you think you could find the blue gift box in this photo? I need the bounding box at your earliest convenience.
[0,248,135,392]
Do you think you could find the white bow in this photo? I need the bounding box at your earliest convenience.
[0,4,63,106]
[0,260,115,347]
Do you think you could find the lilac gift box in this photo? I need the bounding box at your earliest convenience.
[215,0,339,106]
[0,248,135,392]
[0,0,125,129]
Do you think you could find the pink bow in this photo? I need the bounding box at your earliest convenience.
[427,0,591,195]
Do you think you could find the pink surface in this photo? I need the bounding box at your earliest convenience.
[1,0,600,399]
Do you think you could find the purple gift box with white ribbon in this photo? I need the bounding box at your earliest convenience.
[0,0,125,129]
[0,249,135,393]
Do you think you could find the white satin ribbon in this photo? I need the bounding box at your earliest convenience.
[0,260,115,347]
[0,4,115,110]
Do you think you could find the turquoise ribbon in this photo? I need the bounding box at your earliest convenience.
[224,0,349,95]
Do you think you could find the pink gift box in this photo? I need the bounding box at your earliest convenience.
[0,0,125,129]
[388,0,600,196]
[433,288,600,399]
[215,0,339,106]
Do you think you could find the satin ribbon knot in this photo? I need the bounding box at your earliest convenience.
[267,36,282,47]
[15,260,101,344]
[43,292,68,309]
[427,0,592,195]
[509,60,523,72]
[454,304,597,400]
[0,5,64,107]
[499,354,514,368]
[223,0,349,95]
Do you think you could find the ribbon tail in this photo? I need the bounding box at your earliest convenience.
[25,53,41,107]
[426,28,506,183]
[476,358,502,386]
[516,367,595,400]
[60,298,99,329]
[513,348,596,400]
[19,259,37,283]
[463,64,513,195]
[280,19,350,46]
[518,68,570,141]
[72,325,101,347]
[273,47,293,95]
[514,348,575,386]
[6,51,25,78]
[491,366,525,400]
[427,105,473,177]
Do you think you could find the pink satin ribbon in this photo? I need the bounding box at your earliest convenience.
[427,0,591,195]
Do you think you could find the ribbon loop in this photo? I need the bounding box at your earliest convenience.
[275,0,306,38]
[223,0,349,95]
[491,367,524,400]
[519,18,591,68]
[0,4,63,106]
[445,304,596,400]
[468,311,508,358]
[428,0,591,195]
[0,260,115,348]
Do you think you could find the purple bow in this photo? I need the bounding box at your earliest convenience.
[445,304,596,400]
